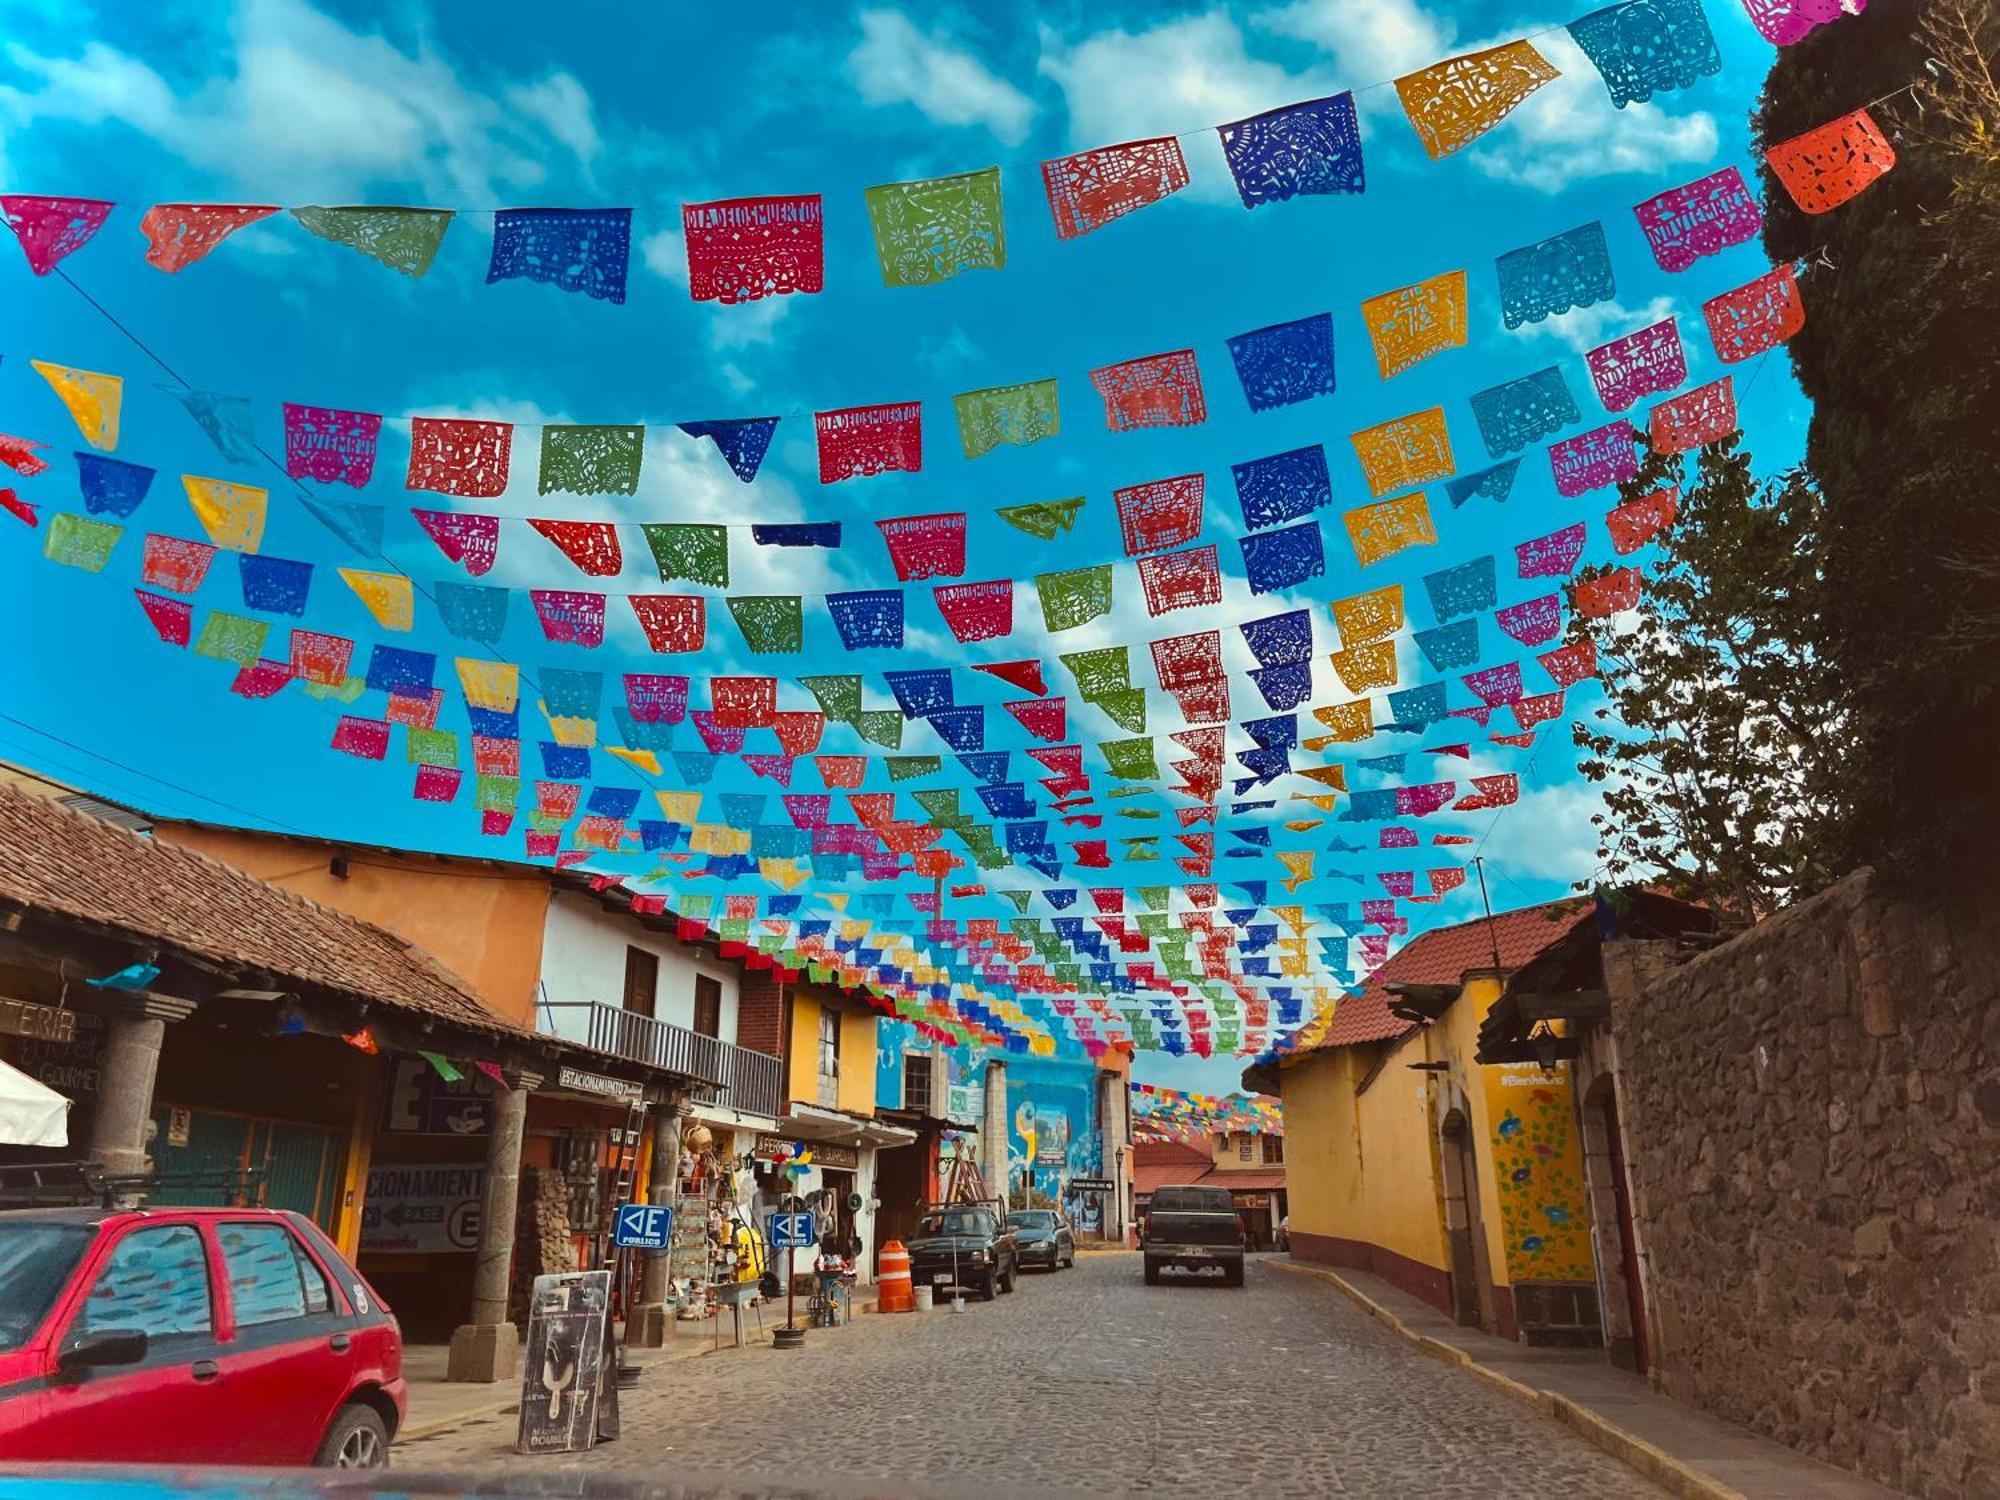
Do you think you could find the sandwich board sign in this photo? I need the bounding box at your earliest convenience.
[516,1270,611,1455]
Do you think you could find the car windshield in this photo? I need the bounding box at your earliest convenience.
[0,1222,92,1351]
[918,1209,993,1237]
[1008,1211,1056,1229]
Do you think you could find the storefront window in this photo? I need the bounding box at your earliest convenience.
[817,1006,840,1084]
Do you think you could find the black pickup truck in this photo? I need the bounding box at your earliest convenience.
[1141,1184,1246,1286]
[906,1200,1020,1301]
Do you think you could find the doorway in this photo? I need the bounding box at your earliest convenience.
[1601,1090,1651,1374]
[1440,1106,1495,1331]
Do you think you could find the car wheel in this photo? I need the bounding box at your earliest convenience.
[1144,1256,1160,1286]
[1223,1263,1245,1288]
[315,1403,390,1469]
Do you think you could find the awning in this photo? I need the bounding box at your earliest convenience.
[780,1103,918,1150]
[0,1057,69,1147]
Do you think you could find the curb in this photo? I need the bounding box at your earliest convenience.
[1267,1259,1743,1500]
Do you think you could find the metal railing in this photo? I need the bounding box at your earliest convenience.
[540,1002,784,1120]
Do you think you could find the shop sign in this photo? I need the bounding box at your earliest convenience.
[0,996,76,1044]
[1068,1177,1115,1195]
[14,1023,106,1100]
[360,1163,485,1253]
[1237,1193,1269,1208]
[753,1134,857,1169]
[557,1065,645,1101]
[165,1107,192,1149]
[381,1058,489,1136]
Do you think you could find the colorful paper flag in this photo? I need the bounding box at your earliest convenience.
[488,207,630,302]
[1650,377,1737,454]
[32,361,122,451]
[1225,313,1336,412]
[339,567,415,630]
[1568,0,1721,108]
[954,379,1059,459]
[1768,108,1896,215]
[1090,350,1206,432]
[1359,271,1468,381]
[1350,408,1453,497]
[1633,166,1762,274]
[414,509,500,577]
[1497,221,1615,329]
[1704,266,1805,363]
[292,205,453,277]
[1395,41,1560,160]
[140,204,278,273]
[183,475,267,552]
[407,418,512,498]
[1586,320,1687,413]
[817,401,922,483]
[865,168,1005,287]
[1218,93,1365,207]
[1042,137,1189,238]
[0,195,112,275]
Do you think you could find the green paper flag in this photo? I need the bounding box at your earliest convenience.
[857,710,905,749]
[1060,646,1130,703]
[1037,565,1114,633]
[420,1050,464,1083]
[44,513,123,572]
[304,674,367,704]
[1122,839,1160,861]
[954,378,1059,460]
[193,609,268,666]
[800,674,863,726]
[998,890,1033,913]
[727,595,803,653]
[1097,689,1148,735]
[886,755,941,781]
[865,168,1005,288]
[291,206,453,277]
[474,774,518,813]
[1136,911,1172,937]
[643,523,730,587]
[680,895,714,920]
[997,497,1084,539]
[407,727,459,767]
[718,917,752,943]
[913,788,963,824]
[1138,886,1170,912]
[1100,737,1159,782]
[539,425,644,497]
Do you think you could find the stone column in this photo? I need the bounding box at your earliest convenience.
[88,993,197,1188]
[628,1102,687,1347]
[981,1059,1008,1206]
[447,1070,536,1383]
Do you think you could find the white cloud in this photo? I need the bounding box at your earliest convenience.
[1470,778,1607,886]
[846,10,1036,146]
[639,225,686,283]
[0,0,604,200]
[1506,294,1682,356]
[1254,0,1455,85]
[704,296,792,353]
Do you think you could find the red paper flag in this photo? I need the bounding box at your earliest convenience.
[0,489,36,528]
[628,594,706,653]
[0,435,51,477]
[1042,137,1190,240]
[530,518,623,577]
[1649,378,1736,455]
[1137,544,1222,616]
[1089,349,1206,431]
[815,755,866,789]
[1767,108,1895,215]
[135,589,192,646]
[1537,639,1599,687]
[1116,473,1205,556]
[1005,698,1067,742]
[142,534,217,594]
[140,203,279,272]
[0,195,112,275]
[773,711,825,757]
[816,401,921,483]
[1704,267,1805,364]
[878,512,966,581]
[1574,567,1643,618]
[710,676,778,728]
[934,579,1013,642]
[413,509,500,576]
[974,660,1048,696]
[407,418,512,498]
[1607,486,1680,553]
[681,194,825,303]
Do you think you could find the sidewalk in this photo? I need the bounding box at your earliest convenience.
[1270,1259,1902,1500]
[399,1285,882,1442]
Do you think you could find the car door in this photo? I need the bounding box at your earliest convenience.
[29,1221,231,1463]
[212,1218,359,1464]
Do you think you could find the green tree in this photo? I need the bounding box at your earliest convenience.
[1755,0,2000,886]
[1568,437,1848,924]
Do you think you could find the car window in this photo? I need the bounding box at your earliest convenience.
[917,1209,993,1237]
[75,1225,212,1341]
[0,1223,91,1352]
[218,1222,324,1327]
[1007,1211,1055,1229]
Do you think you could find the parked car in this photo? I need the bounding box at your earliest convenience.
[1140,1184,1246,1287]
[0,1205,404,1467]
[1006,1209,1075,1272]
[905,1201,1019,1301]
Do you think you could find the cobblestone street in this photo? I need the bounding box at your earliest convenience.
[398,1253,1661,1497]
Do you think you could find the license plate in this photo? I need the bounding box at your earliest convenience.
[933,1272,952,1284]
[1183,1248,1209,1258]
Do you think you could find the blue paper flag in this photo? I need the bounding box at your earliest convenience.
[1471,367,1581,459]
[87,963,161,991]
[1424,555,1499,622]
[1496,222,1614,329]
[1225,313,1337,412]
[163,387,258,466]
[487,208,632,304]
[1231,444,1331,530]
[1568,0,1721,109]
[930,704,986,752]
[720,793,767,826]
[363,644,435,697]
[885,668,954,719]
[672,750,719,784]
[469,705,519,739]
[678,417,779,483]
[612,709,671,750]
[978,783,1034,819]
[827,589,905,651]
[1249,662,1314,711]
[639,820,683,851]
[1242,714,1299,750]
[76,453,154,518]
[1386,683,1448,728]
[435,582,509,645]
[540,668,604,720]
[1414,619,1481,672]
[585,785,641,820]
[1045,888,1078,910]
[753,523,841,548]
[540,744,589,779]
[1219,92,1364,208]
[1340,788,1401,822]
[958,751,1011,785]
[1241,609,1314,668]
[1446,459,1522,509]
[1240,520,1326,595]
[239,554,313,617]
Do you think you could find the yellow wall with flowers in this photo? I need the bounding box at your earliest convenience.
[786,986,879,1118]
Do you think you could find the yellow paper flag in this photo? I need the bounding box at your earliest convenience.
[33,361,122,451]
[1278,849,1314,892]
[1298,765,1348,791]
[1395,41,1561,161]
[1330,639,1399,693]
[607,746,662,775]
[1291,793,1343,811]
[1349,408,1453,498]
[656,790,702,824]
[1312,700,1376,744]
[1330,584,1405,647]
[543,712,597,749]
[692,823,750,856]
[338,568,414,630]
[455,658,519,712]
[1284,818,1324,833]
[1359,270,1468,380]
[182,475,267,553]
[1345,491,1438,568]
[760,858,808,892]
[824,893,850,913]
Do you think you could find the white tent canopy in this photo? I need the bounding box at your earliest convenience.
[0,1057,69,1147]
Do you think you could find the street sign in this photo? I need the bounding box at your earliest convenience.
[767,1210,818,1249]
[1069,1177,1115,1194]
[612,1202,673,1251]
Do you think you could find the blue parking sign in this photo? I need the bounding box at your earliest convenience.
[612,1202,673,1251]
[767,1211,817,1249]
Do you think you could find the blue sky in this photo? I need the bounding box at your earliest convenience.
[0,0,1806,1093]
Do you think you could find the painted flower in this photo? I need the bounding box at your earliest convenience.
[1534,1142,1553,1157]
[1511,1166,1533,1184]
[1522,1235,1545,1252]
[1497,1111,1523,1138]
[1542,1204,1571,1225]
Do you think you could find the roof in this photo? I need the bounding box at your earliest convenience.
[1134,1140,1216,1195]
[1207,1168,1287,1192]
[1310,897,1593,1053]
[0,782,524,1040]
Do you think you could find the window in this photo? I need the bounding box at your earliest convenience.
[218,1222,331,1327]
[817,1005,840,1082]
[904,1052,934,1114]
[623,947,658,1019]
[1262,1134,1285,1164]
[693,974,723,1039]
[0,1223,89,1352]
[76,1226,212,1341]
[1239,1136,1253,1161]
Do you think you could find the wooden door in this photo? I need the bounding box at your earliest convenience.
[1602,1091,1651,1374]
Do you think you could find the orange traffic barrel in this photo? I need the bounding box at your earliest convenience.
[878,1240,913,1313]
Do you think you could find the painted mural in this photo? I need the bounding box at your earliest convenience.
[1483,1061,1595,1282]
[1003,1055,1104,1233]
[874,1016,913,1110]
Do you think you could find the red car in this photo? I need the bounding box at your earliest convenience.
[0,1205,404,1467]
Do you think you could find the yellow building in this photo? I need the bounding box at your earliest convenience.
[1249,898,1619,1344]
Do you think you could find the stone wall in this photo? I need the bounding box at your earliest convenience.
[1610,870,2000,1498]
